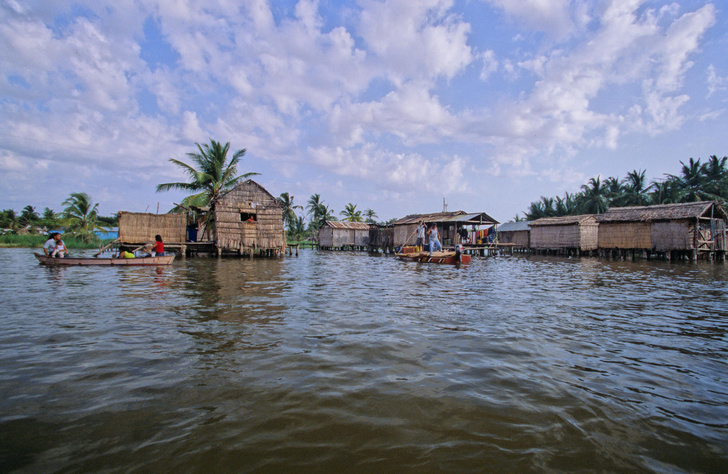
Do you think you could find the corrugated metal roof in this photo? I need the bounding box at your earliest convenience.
[393,211,499,225]
[497,221,531,232]
[323,221,372,230]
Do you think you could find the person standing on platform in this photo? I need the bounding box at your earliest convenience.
[415,221,426,251]
[428,224,442,255]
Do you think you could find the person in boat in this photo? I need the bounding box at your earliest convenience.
[415,221,426,251]
[116,247,136,259]
[143,234,164,256]
[43,232,58,257]
[427,223,442,255]
[51,236,69,258]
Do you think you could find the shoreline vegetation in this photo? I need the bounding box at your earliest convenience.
[0,235,115,249]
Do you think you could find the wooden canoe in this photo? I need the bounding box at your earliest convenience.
[395,250,471,264]
[35,253,175,266]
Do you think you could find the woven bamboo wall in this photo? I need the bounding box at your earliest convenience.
[499,230,530,247]
[651,221,693,251]
[579,224,599,251]
[598,222,651,249]
[531,225,581,249]
[118,212,186,243]
[214,181,285,251]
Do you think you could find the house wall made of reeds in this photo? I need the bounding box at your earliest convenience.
[598,222,652,249]
[318,227,333,247]
[370,226,394,248]
[531,223,598,250]
[214,182,285,251]
[651,221,694,251]
[499,230,530,248]
[118,212,186,243]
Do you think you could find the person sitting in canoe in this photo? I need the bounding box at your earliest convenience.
[44,233,68,258]
[428,224,442,255]
[116,247,136,259]
[142,234,165,256]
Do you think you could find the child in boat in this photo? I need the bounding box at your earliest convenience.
[51,235,68,258]
[116,248,136,259]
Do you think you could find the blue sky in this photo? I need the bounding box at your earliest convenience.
[1,0,727,223]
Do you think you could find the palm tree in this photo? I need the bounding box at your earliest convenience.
[0,209,17,230]
[20,205,40,226]
[307,194,327,231]
[622,169,650,206]
[667,158,709,202]
[157,139,258,210]
[340,203,363,222]
[603,177,625,207]
[364,208,378,223]
[277,192,303,232]
[62,192,101,240]
[701,155,728,202]
[580,177,609,214]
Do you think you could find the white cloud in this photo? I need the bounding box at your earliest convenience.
[484,0,587,40]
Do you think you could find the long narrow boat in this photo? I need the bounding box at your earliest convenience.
[35,253,175,266]
[395,250,471,265]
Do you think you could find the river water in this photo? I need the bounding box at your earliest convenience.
[1,248,727,472]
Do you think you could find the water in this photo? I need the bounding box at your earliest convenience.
[1,248,727,472]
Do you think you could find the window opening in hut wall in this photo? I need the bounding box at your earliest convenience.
[241,212,257,223]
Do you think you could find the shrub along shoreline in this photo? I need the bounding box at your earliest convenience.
[0,234,113,249]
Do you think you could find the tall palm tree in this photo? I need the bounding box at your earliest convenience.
[62,192,101,239]
[307,194,326,231]
[364,208,378,224]
[157,139,258,210]
[277,192,303,232]
[622,169,649,206]
[701,155,728,202]
[340,203,363,222]
[580,177,609,214]
[667,158,709,202]
[20,205,40,226]
[603,177,625,207]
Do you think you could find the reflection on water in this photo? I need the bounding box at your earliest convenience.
[1,248,727,472]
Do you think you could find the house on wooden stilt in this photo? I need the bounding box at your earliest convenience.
[529,215,599,256]
[597,201,727,261]
[213,180,286,257]
[318,221,372,250]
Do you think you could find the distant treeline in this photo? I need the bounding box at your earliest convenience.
[520,155,728,221]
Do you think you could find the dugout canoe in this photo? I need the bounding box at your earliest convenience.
[395,250,471,264]
[35,253,175,266]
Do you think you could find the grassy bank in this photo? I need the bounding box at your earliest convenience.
[0,234,112,249]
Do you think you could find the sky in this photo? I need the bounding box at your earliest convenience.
[1,0,727,223]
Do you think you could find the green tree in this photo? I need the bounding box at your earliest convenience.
[157,139,258,210]
[622,169,650,206]
[0,209,17,231]
[277,192,303,233]
[603,177,625,207]
[579,177,609,214]
[62,192,101,241]
[340,203,363,222]
[20,205,40,226]
[701,155,728,202]
[364,208,378,224]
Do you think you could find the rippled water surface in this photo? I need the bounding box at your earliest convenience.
[1,248,728,472]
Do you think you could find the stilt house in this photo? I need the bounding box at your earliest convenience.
[530,215,599,254]
[597,201,727,256]
[392,211,499,247]
[212,180,286,256]
[118,212,186,245]
[318,221,372,249]
[497,221,531,248]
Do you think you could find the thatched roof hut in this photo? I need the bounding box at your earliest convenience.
[530,215,598,251]
[318,221,372,249]
[392,211,499,247]
[213,180,286,255]
[497,221,531,248]
[118,212,186,244]
[597,201,727,252]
